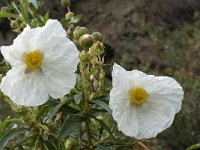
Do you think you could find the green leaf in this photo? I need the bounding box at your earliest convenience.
[91,116,115,142]
[187,144,200,150]
[0,127,27,149]
[46,99,70,121]
[96,145,113,150]
[0,118,23,137]
[57,116,81,139]
[74,92,82,104]
[93,100,112,113]
[70,14,82,24]
[60,19,70,27]
[0,12,22,20]
[27,0,38,9]
[63,105,81,114]
[61,14,82,27]
[44,11,49,23]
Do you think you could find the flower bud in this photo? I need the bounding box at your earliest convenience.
[79,34,94,50]
[89,41,105,55]
[67,28,72,37]
[61,0,70,8]
[10,20,18,29]
[73,27,89,41]
[99,69,105,80]
[92,32,104,42]
[65,12,74,18]
[79,50,92,63]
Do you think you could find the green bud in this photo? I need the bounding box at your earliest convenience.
[99,69,105,80]
[79,50,92,63]
[74,27,89,42]
[65,139,72,150]
[79,34,94,50]
[92,32,104,42]
[10,20,18,29]
[65,12,74,18]
[61,0,70,8]
[89,41,105,55]
[67,28,72,37]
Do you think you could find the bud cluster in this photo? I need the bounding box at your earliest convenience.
[73,26,104,51]
[75,26,105,100]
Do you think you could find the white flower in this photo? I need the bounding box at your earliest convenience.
[109,63,184,139]
[0,19,79,106]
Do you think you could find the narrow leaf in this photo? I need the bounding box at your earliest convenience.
[70,14,82,24]
[27,0,38,9]
[93,100,112,113]
[74,92,82,104]
[0,12,22,20]
[0,127,27,148]
[57,116,80,139]
[47,99,70,121]
[91,116,115,142]
[187,144,200,150]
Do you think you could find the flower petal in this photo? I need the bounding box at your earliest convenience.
[1,46,24,67]
[110,63,184,139]
[0,19,79,106]
[41,34,79,98]
[135,99,176,139]
[42,64,77,98]
[0,67,49,106]
[112,63,146,88]
[145,76,184,112]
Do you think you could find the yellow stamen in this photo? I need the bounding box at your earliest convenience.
[129,87,148,105]
[25,50,43,70]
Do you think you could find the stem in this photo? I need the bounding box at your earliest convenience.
[83,90,94,149]
[80,61,94,149]
[85,121,93,149]
[138,141,151,150]
[67,6,71,12]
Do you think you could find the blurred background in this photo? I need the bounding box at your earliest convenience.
[1,0,200,149]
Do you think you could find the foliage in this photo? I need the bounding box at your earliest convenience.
[0,0,141,149]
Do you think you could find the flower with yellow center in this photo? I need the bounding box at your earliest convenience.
[129,87,148,105]
[0,19,79,106]
[25,50,43,70]
[109,63,184,139]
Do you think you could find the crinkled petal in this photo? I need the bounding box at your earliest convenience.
[110,63,184,139]
[15,20,66,53]
[1,20,67,67]
[42,63,77,98]
[112,63,146,88]
[135,99,176,139]
[0,67,49,106]
[145,76,184,112]
[1,46,24,67]
[133,75,183,139]
[41,34,79,98]
[110,82,139,136]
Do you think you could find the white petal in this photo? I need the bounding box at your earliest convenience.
[110,63,184,139]
[42,63,77,98]
[41,36,79,98]
[112,63,146,88]
[0,67,49,106]
[0,19,79,106]
[110,82,139,136]
[135,99,176,139]
[1,46,24,67]
[35,19,67,52]
[146,76,184,112]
